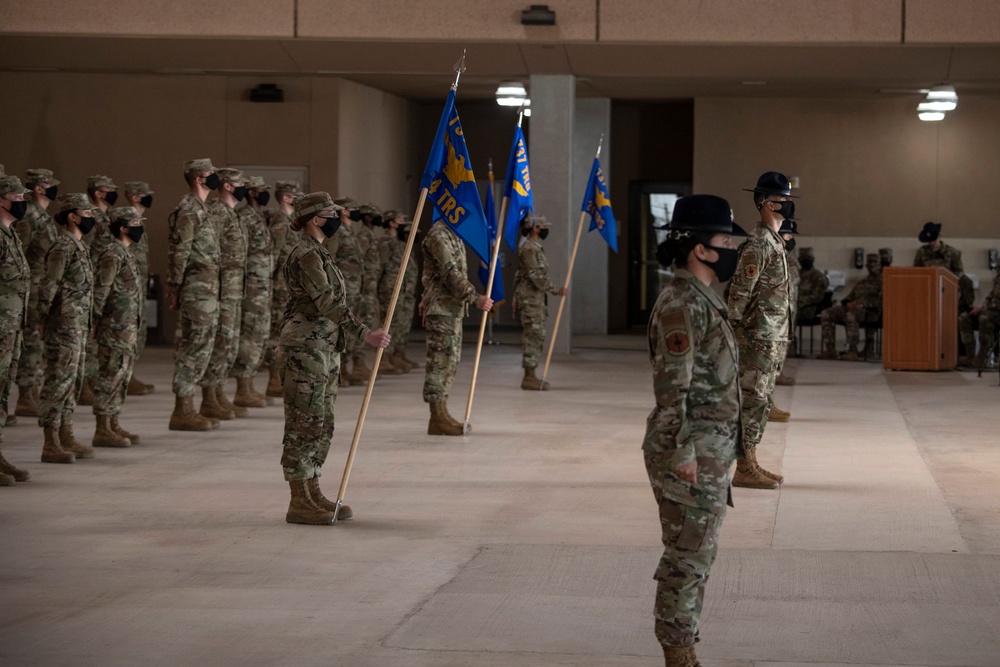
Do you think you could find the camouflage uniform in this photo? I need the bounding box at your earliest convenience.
[380,226,419,358]
[797,264,829,321]
[324,219,366,367]
[279,233,369,481]
[644,269,741,649]
[959,270,1000,361]
[267,202,297,360]
[421,221,479,403]
[91,232,141,416]
[82,176,119,390]
[727,223,790,452]
[514,237,559,369]
[121,182,154,369]
[231,183,273,379]
[167,188,220,397]
[37,213,94,430]
[202,174,247,389]
[0,178,31,441]
[820,256,883,353]
[915,241,974,311]
[14,171,61,393]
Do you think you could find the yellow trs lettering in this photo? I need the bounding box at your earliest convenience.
[436,190,458,217]
[448,206,466,224]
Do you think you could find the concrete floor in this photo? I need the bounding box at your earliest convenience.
[2,343,1000,666]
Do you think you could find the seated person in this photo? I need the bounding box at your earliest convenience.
[958,268,1000,368]
[818,253,882,361]
[796,246,828,322]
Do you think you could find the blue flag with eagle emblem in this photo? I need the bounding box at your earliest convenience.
[581,156,618,253]
[503,125,533,251]
[421,88,491,265]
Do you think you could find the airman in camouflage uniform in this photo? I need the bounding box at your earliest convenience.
[91,207,144,448]
[122,181,155,395]
[773,217,799,393]
[796,247,829,322]
[643,195,743,667]
[201,168,248,421]
[0,175,32,484]
[818,253,883,361]
[959,269,1000,367]
[380,213,420,372]
[278,192,390,525]
[421,220,493,435]
[80,175,120,406]
[513,216,566,390]
[326,197,367,385]
[14,168,61,418]
[167,158,222,432]
[351,203,386,377]
[727,172,796,490]
[372,210,405,376]
[37,194,98,464]
[914,221,975,315]
[231,176,274,407]
[265,180,302,397]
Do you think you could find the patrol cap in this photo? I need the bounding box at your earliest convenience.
[879,247,893,263]
[0,175,29,197]
[216,168,246,184]
[523,215,550,229]
[918,221,942,243]
[798,246,815,259]
[334,196,358,208]
[866,252,879,264]
[778,218,799,235]
[110,206,146,224]
[276,180,304,196]
[25,168,60,186]
[359,203,380,215]
[183,158,216,174]
[663,194,747,236]
[245,176,269,190]
[88,174,118,190]
[124,181,154,196]
[58,193,98,214]
[743,171,799,198]
[383,209,401,222]
[293,192,343,220]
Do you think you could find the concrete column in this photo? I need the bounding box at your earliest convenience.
[571,97,611,335]
[529,74,575,355]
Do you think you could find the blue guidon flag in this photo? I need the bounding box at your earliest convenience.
[421,88,491,265]
[581,156,618,253]
[477,180,505,303]
[503,125,533,251]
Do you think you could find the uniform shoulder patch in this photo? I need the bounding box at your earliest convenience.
[665,330,690,355]
[745,264,758,279]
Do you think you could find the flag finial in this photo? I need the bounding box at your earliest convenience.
[452,49,467,90]
[596,134,604,158]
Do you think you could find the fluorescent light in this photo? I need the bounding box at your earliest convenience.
[926,85,957,100]
[495,82,526,97]
[496,96,526,107]
[523,108,532,117]
[918,100,957,112]
[918,111,946,122]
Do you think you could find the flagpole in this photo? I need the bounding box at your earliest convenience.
[540,137,602,387]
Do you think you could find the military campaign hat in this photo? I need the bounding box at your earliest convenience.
[124,181,154,196]
[0,175,29,197]
[58,193,98,213]
[88,175,118,190]
[245,176,270,190]
[183,158,216,173]
[25,168,60,186]
[662,194,747,236]
[276,181,304,196]
[294,192,343,220]
[110,206,146,224]
[919,221,942,243]
[216,168,246,184]
[743,171,799,198]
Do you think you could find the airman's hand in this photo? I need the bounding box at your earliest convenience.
[365,328,391,349]
[672,460,697,484]
[475,295,494,311]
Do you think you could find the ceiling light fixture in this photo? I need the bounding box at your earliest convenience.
[496,82,530,114]
[917,84,957,122]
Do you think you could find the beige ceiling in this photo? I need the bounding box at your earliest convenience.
[3,35,1000,101]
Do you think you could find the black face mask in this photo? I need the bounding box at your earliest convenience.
[769,200,793,218]
[799,259,814,270]
[349,210,363,222]
[232,186,247,202]
[139,194,153,209]
[6,200,28,220]
[371,215,384,227]
[538,228,549,241]
[203,173,220,190]
[784,236,796,252]
[520,227,530,237]
[126,226,145,243]
[44,185,59,200]
[397,226,411,242]
[319,216,341,238]
[104,191,118,206]
[256,192,270,207]
[703,246,739,282]
[77,215,97,235]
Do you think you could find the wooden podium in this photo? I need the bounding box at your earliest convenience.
[882,267,958,371]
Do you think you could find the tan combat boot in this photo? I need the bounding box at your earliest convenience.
[217,386,248,418]
[350,356,372,383]
[775,372,795,386]
[521,367,550,391]
[306,477,353,520]
[442,398,469,431]
[170,394,217,431]
[662,644,700,667]
[15,384,38,417]
[428,401,464,436]
[0,471,13,486]
[127,375,153,396]
[111,415,140,444]
[816,343,837,360]
[41,426,75,464]
[266,363,283,397]
[286,479,335,525]
[339,371,353,388]
[249,376,272,405]
[732,454,779,490]
[77,378,95,406]
[93,415,130,447]
[5,414,15,427]
[840,347,859,361]
[233,377,267,408]
[390,351,412,372]
[0,446,30,482]
[400,350,421,370]
[60,423,95,459]
[768,404,791,422]
[200,386,234,421]
[747,447,783,484]
[378,355,404,376]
